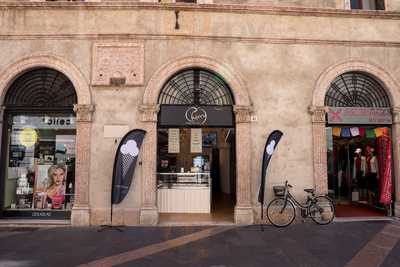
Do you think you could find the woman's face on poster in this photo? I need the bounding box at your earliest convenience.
[52,168,65,186]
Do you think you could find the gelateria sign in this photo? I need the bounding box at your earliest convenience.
[159,105,233,127]
[327,107,392,125]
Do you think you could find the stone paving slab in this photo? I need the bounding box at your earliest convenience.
[0,226,209,267]
[0,222,398,267]
[127,222,387,267]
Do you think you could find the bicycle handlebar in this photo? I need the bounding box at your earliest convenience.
[285,180,293,188]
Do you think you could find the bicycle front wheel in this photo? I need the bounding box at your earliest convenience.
[308,196,335,225]
[266,197,296,227]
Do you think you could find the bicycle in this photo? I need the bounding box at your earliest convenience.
[266,181,335,227]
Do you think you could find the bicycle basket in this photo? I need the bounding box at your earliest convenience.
[273,186,285,196]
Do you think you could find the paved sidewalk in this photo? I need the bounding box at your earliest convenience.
[0,221,399,267]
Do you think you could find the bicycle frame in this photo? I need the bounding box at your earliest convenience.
[281,184,316,216]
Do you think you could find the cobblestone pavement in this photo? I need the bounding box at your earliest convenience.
[0,221,399,267]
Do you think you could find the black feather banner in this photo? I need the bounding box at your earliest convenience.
[112,129,146,204]
[258,130,283,220]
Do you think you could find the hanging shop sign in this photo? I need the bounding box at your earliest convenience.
[159,105,234,127]
[327,107,392,125]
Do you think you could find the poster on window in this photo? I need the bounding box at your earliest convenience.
[191,128,202,153]
[56,135,76,163]
[33,164,67,209]
[168,129,180,154]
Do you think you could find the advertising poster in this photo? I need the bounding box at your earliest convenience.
[34,164,67,209]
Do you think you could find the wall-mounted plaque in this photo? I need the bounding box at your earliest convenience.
[92,42,144,86]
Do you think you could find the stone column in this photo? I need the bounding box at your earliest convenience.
[233,105,254,224]
[309,106,329,195]
[0,107,4,154]
[392,107,400,217]
[139,104,159,225]
[71,104,95,226]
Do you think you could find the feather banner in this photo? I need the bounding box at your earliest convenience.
[112,129,146,204]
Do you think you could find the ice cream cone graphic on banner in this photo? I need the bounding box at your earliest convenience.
[120,140,139,177]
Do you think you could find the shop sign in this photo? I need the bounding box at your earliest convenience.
[327,107,392,125]
[185,107,207,125]
[12,115,76,130]
[159,105,234,127]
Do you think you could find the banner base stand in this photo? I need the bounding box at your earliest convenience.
[98,224,124,232]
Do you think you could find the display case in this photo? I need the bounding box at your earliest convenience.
[157,172,211,213]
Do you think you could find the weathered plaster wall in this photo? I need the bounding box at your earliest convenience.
[213,0,337,8]
[0,5,400,224]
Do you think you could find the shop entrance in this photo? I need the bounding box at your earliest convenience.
[0,68,77,220]
[327,126,392,217]
[325,72,394,217]
[155,68,236,224]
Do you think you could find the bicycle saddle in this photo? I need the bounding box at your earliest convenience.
[304,189,314,194]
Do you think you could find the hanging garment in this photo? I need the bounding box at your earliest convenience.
[366,129,376,138]
[350,127,360,137]
[377,135,392,205]
[381,127,390,137]
[366,155,379,192]
[374,128,384,138]
[332,127,341,137]
[341,128,351,137]
[366,156,379,174]
[359,128,366,137]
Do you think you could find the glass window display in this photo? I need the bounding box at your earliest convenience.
[2,114,76,219]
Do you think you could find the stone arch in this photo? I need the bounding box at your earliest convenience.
[0,54,93,225]
[139,56,254,225]
[142,56,251,106]
[0,54,91,105]
[313,60,400,108]
[310,59,400,208]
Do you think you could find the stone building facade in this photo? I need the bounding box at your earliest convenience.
[0,0,400,226]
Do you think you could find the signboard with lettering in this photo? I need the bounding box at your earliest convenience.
[159,105,233,127]
[191,128,202,153]
[168,128,180,153]
[12,115,76,130]
[327,107,392,125]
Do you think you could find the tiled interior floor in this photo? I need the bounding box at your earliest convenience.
[335,203,386,217]
[159,193,235,225]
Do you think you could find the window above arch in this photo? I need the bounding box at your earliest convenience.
[158,68,234,106]
[350,0,385,10]
[325,72,391,108]
[4,68,77,109]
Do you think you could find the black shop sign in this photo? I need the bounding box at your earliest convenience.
[158,105,234,127]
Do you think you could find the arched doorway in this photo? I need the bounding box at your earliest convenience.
[0,68,78,219]
[156,68,236,223]
[139,56,253,225]
[325,71,394,217]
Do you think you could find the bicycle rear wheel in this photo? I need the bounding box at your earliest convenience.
[308,196,335,225]
[266,197,296,227]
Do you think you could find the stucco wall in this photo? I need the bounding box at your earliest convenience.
[213,0,337,8]
[0,5,400,224]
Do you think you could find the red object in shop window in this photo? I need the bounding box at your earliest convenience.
[377,135,392,205]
